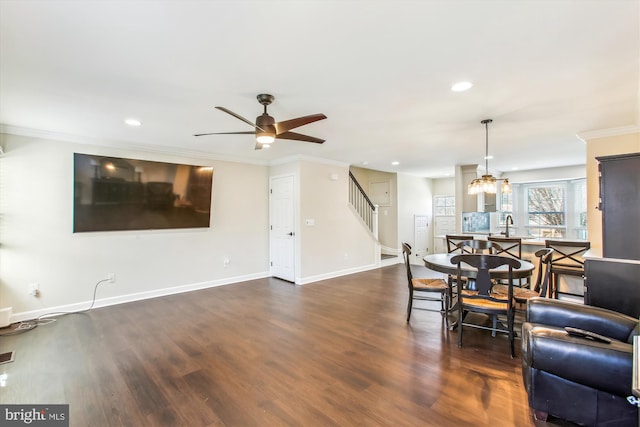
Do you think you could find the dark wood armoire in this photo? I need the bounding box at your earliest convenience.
[584,152,640,318]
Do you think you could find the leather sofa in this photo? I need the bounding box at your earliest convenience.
[521,297,639,426]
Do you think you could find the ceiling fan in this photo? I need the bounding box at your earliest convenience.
[194,94,327,150]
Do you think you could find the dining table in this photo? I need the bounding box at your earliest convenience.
[423,253,535,281]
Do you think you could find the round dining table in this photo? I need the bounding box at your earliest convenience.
[423,253,535,280]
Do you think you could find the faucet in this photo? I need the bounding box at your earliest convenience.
[502,214,514,238]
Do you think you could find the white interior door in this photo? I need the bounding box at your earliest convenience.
[414,214,429,255]
[270,175,295,282]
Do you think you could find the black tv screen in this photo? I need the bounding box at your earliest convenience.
[73,153,213,232]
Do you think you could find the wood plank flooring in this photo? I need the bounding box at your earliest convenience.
[0,264,571,426]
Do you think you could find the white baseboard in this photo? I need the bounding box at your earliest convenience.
[9,261,401,323]
[9,271,271,324]
[296,263,379,285]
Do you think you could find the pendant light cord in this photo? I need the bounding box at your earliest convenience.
[481,118,492,175]
[485,121,489,174]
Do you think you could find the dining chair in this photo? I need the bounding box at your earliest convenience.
[487,236,528,286]
[493,248,554,310]
[544,240,590,298]
[445,234,475,254]
[487,236,522,259]
[451,253,521,358]
[453,240,503,291]
[444,235,475,298]
[402,243,449,323]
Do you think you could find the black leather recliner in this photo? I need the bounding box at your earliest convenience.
[521,297,639,426]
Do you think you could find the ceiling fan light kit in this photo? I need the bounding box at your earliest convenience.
[195,94,326,150]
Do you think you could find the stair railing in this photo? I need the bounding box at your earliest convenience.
[349,171,378,239]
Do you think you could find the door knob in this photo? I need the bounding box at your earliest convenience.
[288,232,295,236]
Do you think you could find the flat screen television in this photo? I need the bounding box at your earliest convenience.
[73,153,213,233]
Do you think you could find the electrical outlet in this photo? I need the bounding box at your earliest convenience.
[28,282,40,297]
[223,258,230,268]
[107,273,116,283]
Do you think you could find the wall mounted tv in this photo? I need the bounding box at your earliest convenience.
[73,153,213,233]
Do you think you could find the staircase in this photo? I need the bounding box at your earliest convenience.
[349,172,400,265]
[348,171,378,238]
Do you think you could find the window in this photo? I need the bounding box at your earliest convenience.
[435,196,455,216]
[498,191,513,225]
[574,180,588,240]
[526,185,565,238]
[496,178,587,240]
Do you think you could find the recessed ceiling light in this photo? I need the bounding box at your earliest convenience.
[124,118,142,127]
[391,161,399,166]
[451,81,473,92]
[512,167,519,171]
[484,155,494,160]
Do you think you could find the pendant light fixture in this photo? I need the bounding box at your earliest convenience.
[501,177,511,193]
[468,119,511,195]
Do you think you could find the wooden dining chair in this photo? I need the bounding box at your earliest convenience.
[493,248,554,310]
[453,240,503,291]
[451,253,521,358]
[545,240,590,298]
[445,234,475,253]
[487,236,528,286]
[402,243,449,323]
[444,235,475,298]
[487,236,522,259]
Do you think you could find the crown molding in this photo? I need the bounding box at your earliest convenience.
[576,124,640,143]
[0,124,347,169]
[0,124,269,165]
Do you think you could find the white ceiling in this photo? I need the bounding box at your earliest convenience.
[1,0,638,177]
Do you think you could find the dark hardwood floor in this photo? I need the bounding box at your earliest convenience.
[1,264,571,426]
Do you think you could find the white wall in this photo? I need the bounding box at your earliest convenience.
[0,133,270,321]
[298,161,377,281]
[397,174,433,264]
[432,177,454,196]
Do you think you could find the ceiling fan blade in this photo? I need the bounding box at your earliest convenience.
[194,131,255,137]
[274,114,327,134]
[215,106,266,132]
[276,131,325,144]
